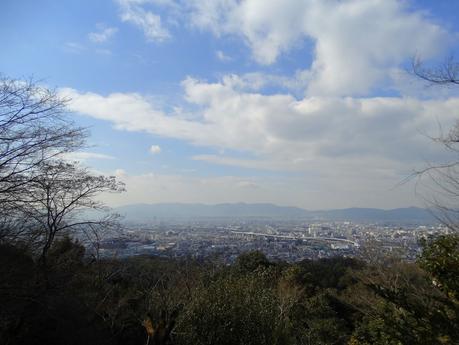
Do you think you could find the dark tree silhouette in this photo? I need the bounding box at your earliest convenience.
[0,75,126,269]
[0,76,86,210]
[18,160,125,271]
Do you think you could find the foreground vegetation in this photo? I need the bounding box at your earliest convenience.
[1,234,458,345]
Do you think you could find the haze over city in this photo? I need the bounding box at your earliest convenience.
[2,0,459,209]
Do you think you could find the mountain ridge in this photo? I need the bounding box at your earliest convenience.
[114,203,436,223]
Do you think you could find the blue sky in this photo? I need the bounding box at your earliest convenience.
[2,0,459,209]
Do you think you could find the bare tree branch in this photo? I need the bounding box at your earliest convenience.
[16,160,125,268]
[0,76,126,270]
[0,76,87,207]
[409,58,459,231]
[412,56,459,86]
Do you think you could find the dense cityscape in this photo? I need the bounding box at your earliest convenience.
[85,218,450,263]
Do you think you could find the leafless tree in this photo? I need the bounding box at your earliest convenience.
[414,134,459,231]
[0,76,86,210]
[411,58,459,230]
[0,215,40,247]
[412,56,459,85]
[18,160,125,273]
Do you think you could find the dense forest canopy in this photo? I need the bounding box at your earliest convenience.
[1,238,458,345]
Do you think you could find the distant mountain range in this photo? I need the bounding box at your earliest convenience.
[114,203,436,224]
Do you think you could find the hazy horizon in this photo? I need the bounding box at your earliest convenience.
[112,201,428,212]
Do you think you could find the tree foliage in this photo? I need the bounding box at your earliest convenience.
[418,234,459,299]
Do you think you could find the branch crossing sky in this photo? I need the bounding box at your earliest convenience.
[2,0,459,209]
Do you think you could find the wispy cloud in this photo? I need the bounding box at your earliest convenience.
[61,151,115,162]
[150,145,161,154]
[215,50,232,62]
[117,0,170,42]
[63,42,87,54]
[88,24,118,43]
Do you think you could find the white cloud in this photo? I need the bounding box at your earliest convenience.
[60,77,459,180]
[63,42,86,54]
[111,0,451,96]
[60,87,214,143]
[188,0,450,96]
[216,50,232,62]
[61,151,115,162]
[117,0,170,41]
[192,155,289,172]
[88,24,118,43]
[150,144,162,154]
[216,71,311,94]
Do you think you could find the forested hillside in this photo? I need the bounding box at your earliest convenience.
[1,235,458,345]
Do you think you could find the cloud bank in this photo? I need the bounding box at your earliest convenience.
[71,0,459,208]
